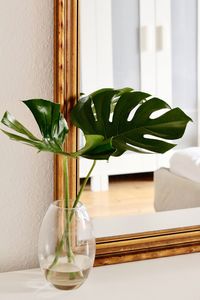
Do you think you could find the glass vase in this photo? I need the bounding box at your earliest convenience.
[38,201,96,290]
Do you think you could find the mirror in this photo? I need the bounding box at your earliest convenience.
[79,0,200,232]
[54,0,200,266]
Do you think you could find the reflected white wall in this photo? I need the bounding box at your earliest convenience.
[171,0,198,146]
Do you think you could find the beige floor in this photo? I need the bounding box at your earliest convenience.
[81,173,155,218]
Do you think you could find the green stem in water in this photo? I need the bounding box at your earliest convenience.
[63,157,74,263]
[47,159,96,275]
[63,157,69,209]
[47,157,72,276]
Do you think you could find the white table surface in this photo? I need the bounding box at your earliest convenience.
[1,253,200,300]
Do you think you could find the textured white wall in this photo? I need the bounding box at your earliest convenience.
[0,0,53,272]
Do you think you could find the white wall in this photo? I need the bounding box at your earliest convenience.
[0,0,53,272]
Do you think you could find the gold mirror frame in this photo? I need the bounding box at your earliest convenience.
[54,0,200,266]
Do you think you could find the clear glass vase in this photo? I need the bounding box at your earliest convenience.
[38,201,96,290]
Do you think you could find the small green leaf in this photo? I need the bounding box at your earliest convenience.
[1,111,38,140]
[23,99,68,147]
[1,99,69,155]
[1,129,43,149]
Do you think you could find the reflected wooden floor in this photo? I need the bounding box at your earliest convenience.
[81,173,155,218]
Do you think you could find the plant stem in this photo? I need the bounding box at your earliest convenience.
[63,157,74,263]
[56,149,78,158]
[63,157,69,209]
[70,160,96,221]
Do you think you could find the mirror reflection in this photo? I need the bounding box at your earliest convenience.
[79,0,199,220]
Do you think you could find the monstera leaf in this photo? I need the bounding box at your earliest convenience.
[1,99,68,153]
[71,88,192,160]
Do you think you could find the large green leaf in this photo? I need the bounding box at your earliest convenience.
[71,88,192,160]
[1,99,68,154]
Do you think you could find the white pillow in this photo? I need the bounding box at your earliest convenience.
[170,147,200,183]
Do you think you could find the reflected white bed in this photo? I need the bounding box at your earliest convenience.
[154,147,200,211]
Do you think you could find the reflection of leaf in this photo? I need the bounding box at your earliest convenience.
[71,88,192,160]
[1,99,68,153]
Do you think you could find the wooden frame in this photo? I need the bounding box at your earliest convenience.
[54,0,79,201]
[54,0,200,266]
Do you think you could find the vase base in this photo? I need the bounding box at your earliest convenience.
[52,283,83,290]
[44,255,91,290]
